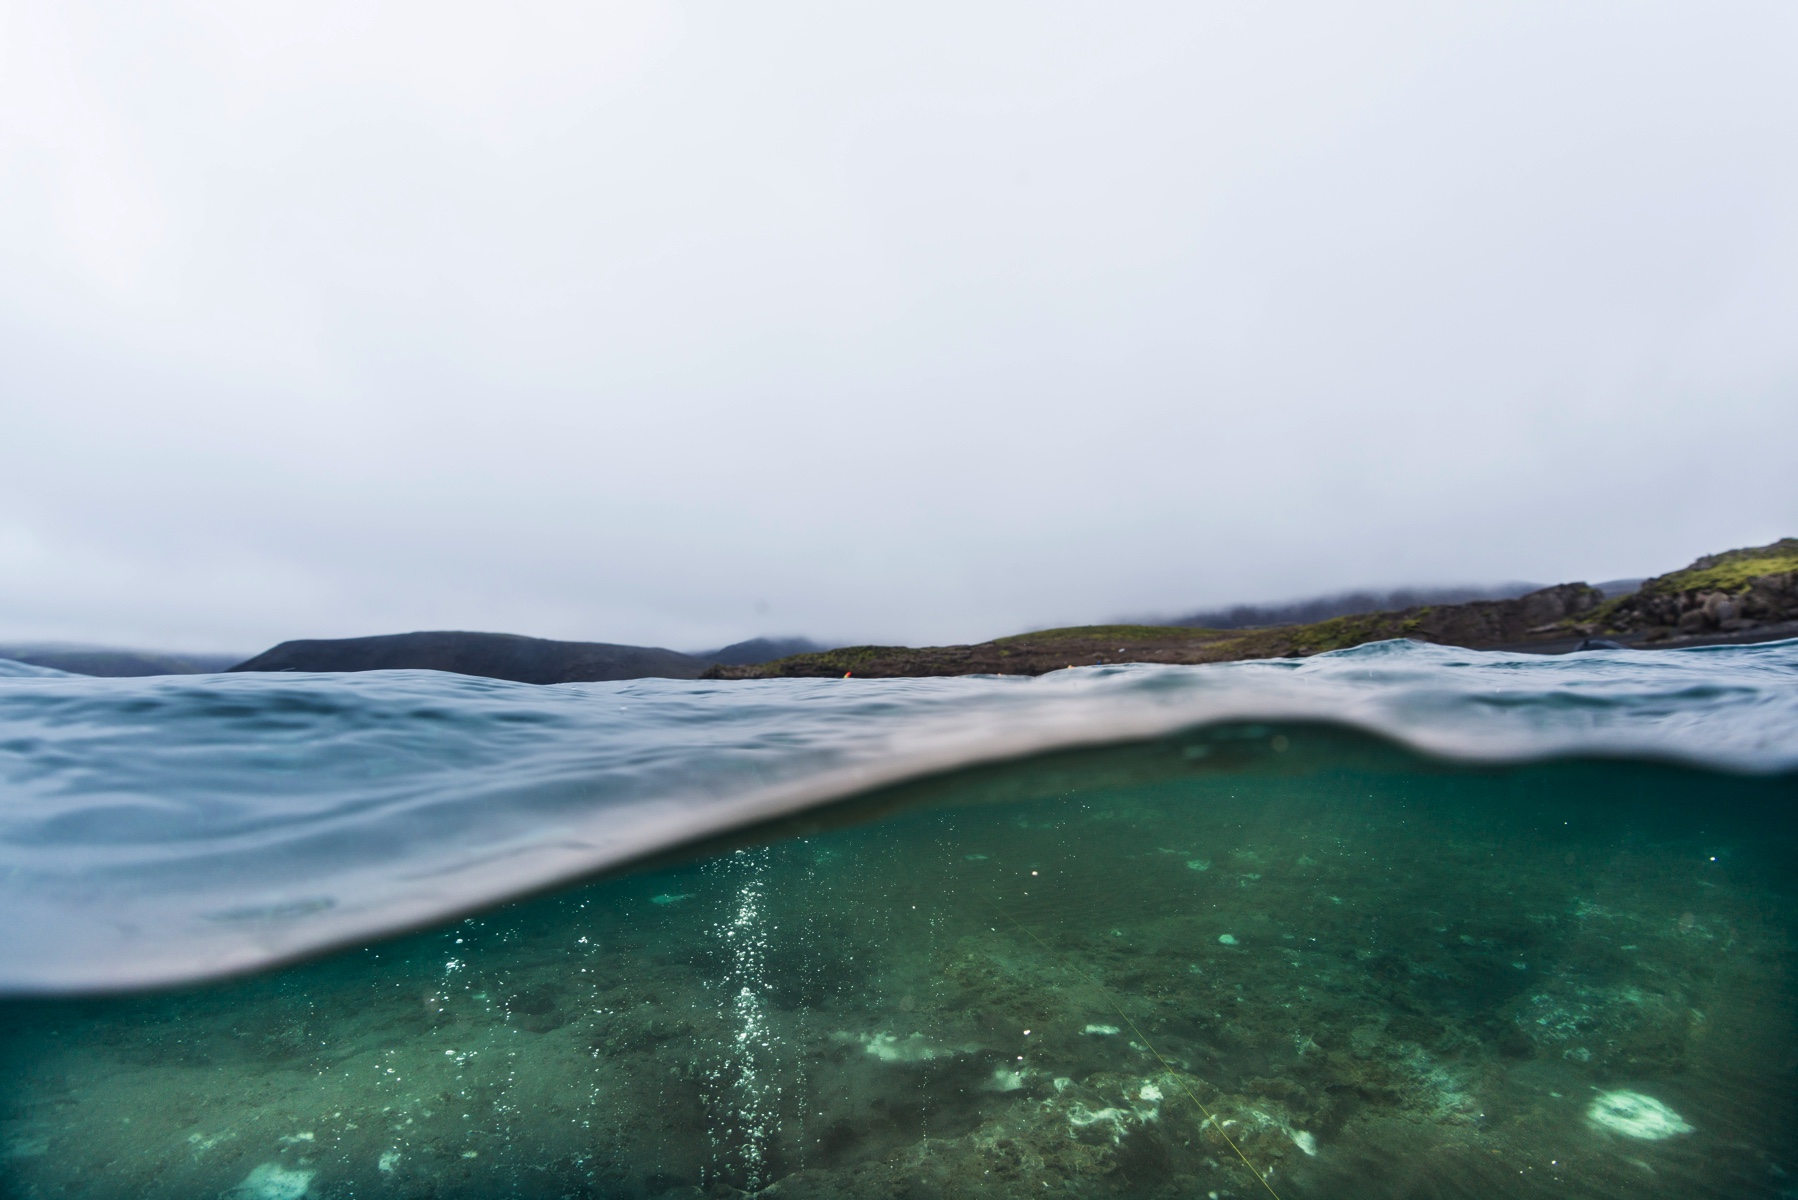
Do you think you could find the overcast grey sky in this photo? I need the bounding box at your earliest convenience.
[3,2,1795,654]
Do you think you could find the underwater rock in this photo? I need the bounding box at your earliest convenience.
[1507,981,1692,1073]
[1586,1090,1694,1140]
[228,1162,316,1199]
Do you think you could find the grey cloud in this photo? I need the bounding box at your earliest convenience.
[2,2,1795,653]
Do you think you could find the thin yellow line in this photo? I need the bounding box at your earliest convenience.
[982,893,1285,1200]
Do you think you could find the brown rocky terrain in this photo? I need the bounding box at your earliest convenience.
[706,539,1798,679]
[1583,537,1798,640]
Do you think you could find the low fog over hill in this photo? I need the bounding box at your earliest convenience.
[1161,580,1642,631]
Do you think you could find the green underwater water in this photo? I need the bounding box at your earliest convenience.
[2,724,1794,1199]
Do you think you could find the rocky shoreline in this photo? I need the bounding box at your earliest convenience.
[707,539,1798,679]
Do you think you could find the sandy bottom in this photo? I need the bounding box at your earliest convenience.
[3,737,1794,1198]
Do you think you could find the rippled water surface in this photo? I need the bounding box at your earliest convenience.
[0,643,1794,1198]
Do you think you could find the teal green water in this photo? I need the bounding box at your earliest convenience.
[3,725,1793,1199]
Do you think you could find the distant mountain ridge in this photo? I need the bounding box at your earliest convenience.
[1161,579,1648,632]
[1164,583,1545,630]
[0,645,243,677]
[708,540,1798,679]
[0,633,835,682]
[228,631,709,684]
[697,637,832,666]
[8,547,1778,685]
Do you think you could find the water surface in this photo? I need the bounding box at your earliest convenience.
[0,643,1794,1197]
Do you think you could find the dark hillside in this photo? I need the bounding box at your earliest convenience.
[230,631,707,684]
[0,646,243,677]
[697,637,832,666]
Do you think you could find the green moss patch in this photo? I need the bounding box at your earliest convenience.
[991,624,1225,647]
[1284,612,1416,655]
[1643,539,1798,596]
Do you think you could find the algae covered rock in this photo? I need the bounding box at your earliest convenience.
[1504,980,1694,1074]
